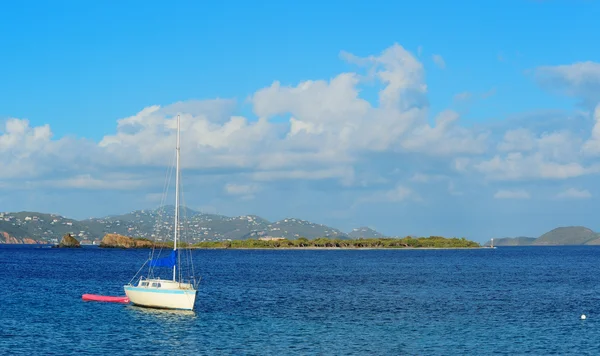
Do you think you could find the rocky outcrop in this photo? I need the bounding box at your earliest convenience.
[59,233,81,248]
[0,231,48,244]
[1,232,20,244]
[23,238,47,244]
[99,234,157,248]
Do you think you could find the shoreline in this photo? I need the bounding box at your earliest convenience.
[187,246,491,250]
[0,243,489,250]
[3,243,592,249]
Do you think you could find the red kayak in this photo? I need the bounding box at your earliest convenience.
[82,294,130,303]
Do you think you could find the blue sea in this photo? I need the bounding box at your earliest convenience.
[2,246,600,355]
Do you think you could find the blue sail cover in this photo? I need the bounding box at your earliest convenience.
[149,250,177,267]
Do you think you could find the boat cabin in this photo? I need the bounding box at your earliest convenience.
[139,281,161,288]
[135,278,194,290]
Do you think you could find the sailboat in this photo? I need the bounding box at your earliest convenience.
[124,114,199,311]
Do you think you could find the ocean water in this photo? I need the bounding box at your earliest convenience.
[1,246,600,355]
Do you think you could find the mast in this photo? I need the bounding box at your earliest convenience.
[173,114,180,281]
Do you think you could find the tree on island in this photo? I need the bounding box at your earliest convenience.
[192,236,480,249]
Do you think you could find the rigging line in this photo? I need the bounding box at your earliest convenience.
[128,259,149,286]
[149,149,176,278]
[179,200,188,283]
[177,204,182,283]
[179,172,194,276]
[176,151,183,283]
[178,176,190,283]
[179,172,197,283]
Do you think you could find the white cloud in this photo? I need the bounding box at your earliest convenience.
[0,118,98,180]
[2,43,494,196]
[555,188,591,199]
[477,128,591,181]
[98,103,276,170]
[476,153,592,181]
[399,110,488,156]
[454,157,471,172]
[42,174,149,190]
[494,189,530,199]
[534,61,600,106]
[497,128,536,152]
[432,54,446,69]
[249,43,485,161]
[224,183,261,200]
[497,128,581,158]
[251,167,355,184]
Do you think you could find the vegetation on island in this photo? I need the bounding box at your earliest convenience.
[192,236,480,249]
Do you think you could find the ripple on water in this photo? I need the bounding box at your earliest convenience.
[2,246,600,354]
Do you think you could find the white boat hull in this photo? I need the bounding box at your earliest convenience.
[124,285,197,310]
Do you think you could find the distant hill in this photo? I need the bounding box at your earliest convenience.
[484,237,536,246]
[243,218,349,240]
[348,227,385,239]
[585,237,600,245]
[0,211,87,243]
[0,206,356,243]
[80,206,272,242]
[485,226,600,247]
[0,220,31,243]
[533,226,599,245]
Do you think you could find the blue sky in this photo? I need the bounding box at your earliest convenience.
[2,0,600,242]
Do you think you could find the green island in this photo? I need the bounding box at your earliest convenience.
[95,234,481,249]
[95,233,481,249]
[191,236,480,249]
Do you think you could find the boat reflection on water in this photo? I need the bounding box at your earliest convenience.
[126,304,197,320]
[125,305,199,350]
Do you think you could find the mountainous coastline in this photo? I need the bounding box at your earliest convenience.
[0,206,376,244]
[485,226,600,246]
[4,207,598,247]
